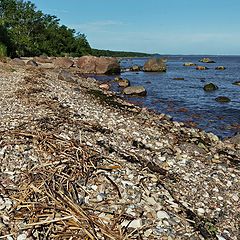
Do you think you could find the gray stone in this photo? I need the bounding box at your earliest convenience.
[123,86,147,96]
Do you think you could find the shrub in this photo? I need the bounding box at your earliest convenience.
[0,42,7,57]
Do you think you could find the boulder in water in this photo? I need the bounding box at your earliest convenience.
[183,62,196,66]
[173,77,185,80]
[143,58,166,72]
[203,83,218,91]
[130,65,141,71]
[123,86,147,96]
[196,66,208,70]
[215,96,231,103]
[118,79,130,87]
[232,81,240,86]
[215,66,226,70]
[199,58,215,63]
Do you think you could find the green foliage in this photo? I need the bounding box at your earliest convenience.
[0,42,7,57]
[0,0,92,57]
[92,49,152,58]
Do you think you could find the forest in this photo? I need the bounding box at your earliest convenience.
[0,0,151,58]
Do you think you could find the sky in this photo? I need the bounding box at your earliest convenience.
[31,0,240,55]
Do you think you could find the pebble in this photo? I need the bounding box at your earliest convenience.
[232,194,239,202]
[197,208,205,215]
[97,193,106,201]
[17,234,27,240]
[128,219,142,228]
[157,211,170,220]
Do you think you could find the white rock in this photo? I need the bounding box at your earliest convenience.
[91,185,98,191]
[4,199,12,210]
[157,211,170,220]
[97,193,106,201]
[144,229,152,237]
[128,219,142,228]
[218,196,224,201]
[216,235,226,240]
[146,197,157,205]
[17,234,27,240]
[197,208,205,215]
[232,194,239,202]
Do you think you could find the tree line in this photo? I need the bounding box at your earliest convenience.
[0,0,92,57]
[0,0,152,58]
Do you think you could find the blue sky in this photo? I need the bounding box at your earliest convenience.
[31,0,240,55]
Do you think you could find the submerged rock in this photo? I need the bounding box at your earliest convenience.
[183,62,196,66]
[232,81,240,86]
[143,58,167,72]
[215,96,231,103]
[123,86,147,96]
[173,77,185,80]
[203,83,218,91]
[215,66,226,70]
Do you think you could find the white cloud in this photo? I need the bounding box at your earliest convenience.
[70,20,125,33]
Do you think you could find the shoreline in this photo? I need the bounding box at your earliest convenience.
[0,62,239,239]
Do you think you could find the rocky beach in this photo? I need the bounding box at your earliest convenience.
[0,57,240,239]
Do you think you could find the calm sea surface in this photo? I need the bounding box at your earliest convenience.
[97,55,240,139]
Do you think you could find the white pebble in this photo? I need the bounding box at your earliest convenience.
[197,208,205,215]
[157,211,170,220]
[17,234,27,240]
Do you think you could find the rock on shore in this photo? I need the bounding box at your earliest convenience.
[76,56,120,74]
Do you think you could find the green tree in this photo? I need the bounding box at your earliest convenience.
[0,0,92,57]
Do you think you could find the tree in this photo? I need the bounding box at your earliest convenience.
[0,0,92,57]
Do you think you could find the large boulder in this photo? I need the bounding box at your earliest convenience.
[123,86,147,96]
[143,58,166,72]
[76,56,120,75]
[54,57,74,68]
